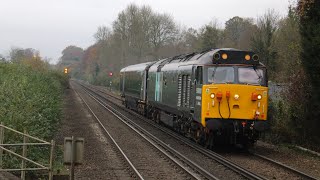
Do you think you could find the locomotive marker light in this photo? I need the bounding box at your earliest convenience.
[221,53,228,60]
[245,55,251,61]
[257,94,262,100]
[234,94,240,100]
[210,93,215,99]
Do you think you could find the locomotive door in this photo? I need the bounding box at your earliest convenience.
[155,72,163,102]
[194,66,203,123]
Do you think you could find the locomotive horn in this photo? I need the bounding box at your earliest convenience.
[252,54,259,61]
[213,53,220,60]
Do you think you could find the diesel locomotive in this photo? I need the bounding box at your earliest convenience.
[120,48,268,147]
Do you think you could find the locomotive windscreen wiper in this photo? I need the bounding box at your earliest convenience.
[253,66,262,83]
[211,66,217,84]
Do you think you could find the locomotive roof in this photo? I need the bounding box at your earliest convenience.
[120,61,155,72]
[160,48,265,66]
[120,48,265,72]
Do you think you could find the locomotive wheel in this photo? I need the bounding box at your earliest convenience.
[195,128,205,145]
[206,131,215,150]
[194,129,201,144]
[155,113,160,124]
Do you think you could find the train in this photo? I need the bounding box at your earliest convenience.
[120,48,268,148]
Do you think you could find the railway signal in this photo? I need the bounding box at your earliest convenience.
[109,72,113,76]
[64,68,68,74]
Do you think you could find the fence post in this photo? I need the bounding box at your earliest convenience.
[48,140,55,180]
[0,122,4,168]
[70,136,75,180]
[21,129,28,180]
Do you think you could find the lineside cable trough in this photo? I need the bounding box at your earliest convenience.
[64,136,84,180]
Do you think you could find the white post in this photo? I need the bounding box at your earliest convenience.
[21,130,28,180]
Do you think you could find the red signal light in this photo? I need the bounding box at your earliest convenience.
[109,72,113,76]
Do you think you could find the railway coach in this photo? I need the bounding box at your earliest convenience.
[120,48,268,148]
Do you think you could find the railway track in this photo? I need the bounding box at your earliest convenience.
[77,81,266,180]
[73,82,218,179]
[72,84,143,179]
[81,81,319,180]
[251,152,318,180]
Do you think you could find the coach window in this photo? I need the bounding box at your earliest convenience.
[196,66,203,84]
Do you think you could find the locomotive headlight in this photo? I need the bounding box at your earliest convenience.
[257,94,262,100]
[210,93,215,99]
[245,55,251,61]
[222,53,228,60]
[234,94,239,100]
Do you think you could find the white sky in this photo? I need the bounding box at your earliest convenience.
[0,0,291,63]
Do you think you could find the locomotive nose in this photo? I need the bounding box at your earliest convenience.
[202,84,268,120]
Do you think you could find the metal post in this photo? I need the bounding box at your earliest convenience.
[48,140,55,180]
[0,122,4,168]
[70,136,75,180]
[21,130,28,180]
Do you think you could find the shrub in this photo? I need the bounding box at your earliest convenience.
[0,62,67,172]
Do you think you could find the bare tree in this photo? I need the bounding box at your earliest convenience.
[149,13,178,58]
[0,54,5,62]
[94,26,112,43]
[9,47,39,63]
[198,19,223,50]
[223,16,255,49]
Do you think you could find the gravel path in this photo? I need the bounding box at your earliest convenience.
[54,87,133,179]
[73,82,193,179]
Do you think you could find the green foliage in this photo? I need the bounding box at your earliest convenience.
[271,6,301,82]
[250,10,278,77]
[263,5,320,148]
[298,0,320,141]
[223,16,255,49]
[198,22,223,50]
[0,62,67,170]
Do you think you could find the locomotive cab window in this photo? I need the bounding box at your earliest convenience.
[207,66,234,84]
[238,67,265,86]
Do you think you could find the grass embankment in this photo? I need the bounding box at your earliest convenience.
[0,62,67,174]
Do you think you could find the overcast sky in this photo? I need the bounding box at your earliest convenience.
[0,0,291,63]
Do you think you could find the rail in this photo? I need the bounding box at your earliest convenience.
[0,123,55,180]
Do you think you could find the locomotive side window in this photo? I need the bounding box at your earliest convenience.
[196,66,203,84]
[208,67,234,84]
